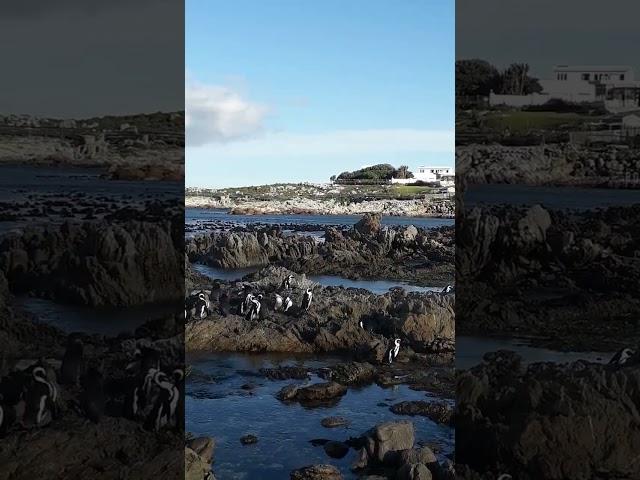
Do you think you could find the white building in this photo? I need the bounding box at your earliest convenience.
[391,166,454,186]
[490,65,640,112]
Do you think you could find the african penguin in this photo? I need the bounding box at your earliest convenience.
[284,296,293,313]
[302,288,313,311]
[387,339,401,364]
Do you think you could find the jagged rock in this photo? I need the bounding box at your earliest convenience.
[352,420,415,469]
[390,401,454,425]
[396,463,432,480]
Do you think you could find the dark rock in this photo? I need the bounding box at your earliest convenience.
[240,434,258,445]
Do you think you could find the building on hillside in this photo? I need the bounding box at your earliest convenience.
[391,166,454,186]
[490,65,640,113]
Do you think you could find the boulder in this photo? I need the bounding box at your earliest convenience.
[290,464,343,480]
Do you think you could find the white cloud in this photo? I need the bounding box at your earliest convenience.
[188,128,454,157]
[185,76,268,146]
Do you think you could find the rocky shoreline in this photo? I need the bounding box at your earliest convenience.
[457,144,640,187]
[186,213,454,286]
[457,202,640,351]
[186,196,454,218]
[456,350,640,479]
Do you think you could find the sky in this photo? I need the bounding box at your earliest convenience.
[0,0,184,118]
[186,0,455,188]
[456,0,640,79]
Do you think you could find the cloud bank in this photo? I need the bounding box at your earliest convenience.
[185,78,268,146]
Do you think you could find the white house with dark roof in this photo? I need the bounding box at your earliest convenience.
[490,65,640,112]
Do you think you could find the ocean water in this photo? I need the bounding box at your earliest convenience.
[191,264,444,294]
[186,208,454,230]
[456,335,613,370]
[465,184,640,210]
[186,353,454,480]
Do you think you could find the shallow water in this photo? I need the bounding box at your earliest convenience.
[186,353,454,480]
[0,165,181,202]
[465,184,640,210]
[456,335,612,370]
[186,208,454,230]
[192,264,442,294]
[13,296,177,336]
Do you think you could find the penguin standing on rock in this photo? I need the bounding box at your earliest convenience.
[302,288,313,311]
[441,285,454,294]
[146,371,179,431]
[247,296,261,321]
[60,338,84,386]
[387,339,401,364]
[25,367,56,427]
[284,296,293,313]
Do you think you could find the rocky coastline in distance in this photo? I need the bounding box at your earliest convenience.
[186,183,455,218]
[0,112,184,182]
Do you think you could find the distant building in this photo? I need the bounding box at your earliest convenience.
[391,166,454,186]
[490,65,640,112]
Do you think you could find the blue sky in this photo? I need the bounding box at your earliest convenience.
[186,0,454,188]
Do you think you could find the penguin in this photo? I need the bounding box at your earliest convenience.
[246,297,261,321]
[387,339,401,364]
[359,320,364,329]
[194,297,209,319]
[123,378,142,420]
[146,371,179,431]
[172,369,185,430]
[80,366,105,423]
[60,338,84,385]
[24,367,55,427]
[284,296,293,313]
[609,347,636,366]
[281,274,294,291]
[274,293,283,311]
[301,288,313,311]
[441,285,454,294]
[240,293,254,315]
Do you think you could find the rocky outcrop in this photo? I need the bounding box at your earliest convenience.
[457,203,640,349]
[290,464,343,480]
[352,421,415,468]
[0,220,183,306]
[187,196,453,218]
[456,351,640,479]
[186,214,454,285]
[277,382,347,407]
[390,401,454,425]
[185,436,216,480]
[457,144,640,186]
[185,267,454,356]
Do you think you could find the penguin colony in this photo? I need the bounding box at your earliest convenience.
[0,337,184,437]
[185,274,410,365]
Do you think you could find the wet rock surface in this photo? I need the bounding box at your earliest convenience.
[456,351,640,479]
[390,401,454,425]
[290,464,344,480]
